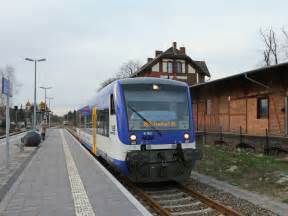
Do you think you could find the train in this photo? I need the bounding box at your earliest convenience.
[76,77,201,182]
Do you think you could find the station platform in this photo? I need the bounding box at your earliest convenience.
[0,129,151,216]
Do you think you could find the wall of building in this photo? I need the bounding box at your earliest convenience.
[192,76,288,137]
[151,63,159,72]
[269,90,286,135]
[141,70,198,85]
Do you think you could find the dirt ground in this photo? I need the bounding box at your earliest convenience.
[194,144,288,203]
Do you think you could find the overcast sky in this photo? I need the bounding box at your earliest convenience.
[0,0,287,115]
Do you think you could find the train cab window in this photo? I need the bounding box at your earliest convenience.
[122,84,190,131]
[110,94,115,115]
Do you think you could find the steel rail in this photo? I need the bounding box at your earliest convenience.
[122,178,171,216]
[176,183,241,216]
[0,130,28,140]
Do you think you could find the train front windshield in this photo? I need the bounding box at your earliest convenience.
[122,84,190,131]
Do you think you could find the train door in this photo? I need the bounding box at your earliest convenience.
[92,107,97,155]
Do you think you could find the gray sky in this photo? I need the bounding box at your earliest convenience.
[0,0,287,115]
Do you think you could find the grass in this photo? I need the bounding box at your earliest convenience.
[195,144,288,203]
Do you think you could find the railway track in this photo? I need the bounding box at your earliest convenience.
[0,129,27,140]
[125,180,241,216]
[66,127,241,216]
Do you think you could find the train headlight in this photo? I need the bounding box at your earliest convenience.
[129,134,137,142]
[183,133,190,140]
[152,84,160,91]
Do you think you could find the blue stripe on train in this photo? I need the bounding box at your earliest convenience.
[112,159,129,175]
[81,140,92,151]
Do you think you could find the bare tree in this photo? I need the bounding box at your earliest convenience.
[282,27,288,58]
[116,60,141,79]
[0,66,22,107]
[98,60,142,91]
[260,28,279,65]
[98,77,118,91]
[5,66,22,97]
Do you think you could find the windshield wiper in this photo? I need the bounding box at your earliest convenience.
[127,104,162,136]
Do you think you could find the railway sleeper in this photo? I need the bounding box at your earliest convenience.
[149,192,186,200]
[170,207,213,216]
[146,188,179,195]
[157,196,193,204]
[162,201,202,209]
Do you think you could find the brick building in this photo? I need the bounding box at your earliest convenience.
[192,62,288,136]
[132,42,210,85]
[191,62,288,152]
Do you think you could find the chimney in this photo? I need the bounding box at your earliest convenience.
[155,50,163,57]
[179,47,186,54]
[172,42,177,49]
[147,58,153,62]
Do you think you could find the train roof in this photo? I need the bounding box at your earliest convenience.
[82,77,188,111]
[118,77,188,86]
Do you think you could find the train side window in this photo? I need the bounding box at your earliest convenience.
[110,94,115,115]
[96,109,109,137]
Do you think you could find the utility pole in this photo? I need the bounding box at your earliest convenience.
[25,58,46,131]
[47,97,54,128]
[40,86,52,123]
[2,77,11,168]
[5,92,10,168]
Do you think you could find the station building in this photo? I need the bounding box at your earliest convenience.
[191,62,288,152]
[132,42,211,85]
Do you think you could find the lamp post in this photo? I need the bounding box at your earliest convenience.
[40,86,52,123]
[25,58,46,131]
[47,97,54,128]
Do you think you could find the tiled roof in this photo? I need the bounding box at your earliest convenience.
[191,61,288,88]
[194,61,210,77]
[131,45,210,77]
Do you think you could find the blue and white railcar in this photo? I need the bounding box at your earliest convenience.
[77,78,201,182]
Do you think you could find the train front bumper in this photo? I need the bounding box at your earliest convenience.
[126,148,201,183]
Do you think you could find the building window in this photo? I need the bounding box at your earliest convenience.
[257,97,268,119]
[162,62,167,72]
[205,99,212,115]
[167,62,173,73]
[176,62,182,73]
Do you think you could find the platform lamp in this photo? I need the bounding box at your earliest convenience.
[40,86,52,123]
[25,58,46,131]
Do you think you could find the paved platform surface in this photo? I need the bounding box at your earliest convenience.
[0,131,28,168]
[0,129,149,216]
[0,131,37,204]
